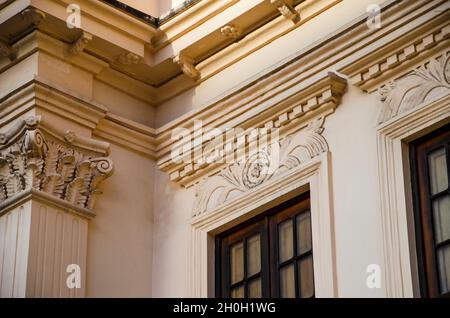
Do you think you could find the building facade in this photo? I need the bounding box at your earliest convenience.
[0,0,449,298]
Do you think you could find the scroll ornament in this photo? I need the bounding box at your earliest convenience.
[193,117,328,216]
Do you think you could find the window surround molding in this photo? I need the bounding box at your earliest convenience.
[376,50,450,297]
[189,151,336,298]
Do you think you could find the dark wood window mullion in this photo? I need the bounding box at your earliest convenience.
[424,145,441,297]
[293,216,300,298]
[216,193,312,298]
[243,238,248,298]
[411,124,450,298]
[428,145,450,297]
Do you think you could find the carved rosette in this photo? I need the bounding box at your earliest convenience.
[0,116,113,211]
[192,117,327,216]
[378,52,450,123]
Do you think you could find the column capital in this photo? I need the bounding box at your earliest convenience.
[0,116,114,216]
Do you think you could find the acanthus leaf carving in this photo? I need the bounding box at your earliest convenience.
[378,52,450,123]
[192,117,327,216]
[0,116,114,212]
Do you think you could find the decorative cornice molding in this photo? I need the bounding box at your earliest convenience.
[270,0,301,24]
[192,116,327,216]
[158,71,346,187]
[0,116,113,213]
[173,54,200,81]
[378,52,450,123]
[349,23,450,93]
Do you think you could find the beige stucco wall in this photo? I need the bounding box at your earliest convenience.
[86,144,154,297]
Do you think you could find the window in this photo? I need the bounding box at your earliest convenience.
[411,124,450,298]
[215,193,314,298]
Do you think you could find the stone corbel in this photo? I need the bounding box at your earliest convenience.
[173,53,200,81]
[0,116,114,217]
[21,7,46,26]
[69,31,93,55]
[270,0,301,24]
[0,39,17,61]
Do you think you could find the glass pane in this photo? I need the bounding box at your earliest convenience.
[298,256,314,298]
[433,195,450,244]
[248,278,261,298]
[247,235,261,276]
[230,242,244,284]
[280,264,295,298]
[278,220,294,263]
[437,245,450,294]
[428,148,448,195]
[297,212,312,255]
[230,285,244,298]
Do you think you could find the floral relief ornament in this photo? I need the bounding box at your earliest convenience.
[192,117,328,216]
[378,52,450,123]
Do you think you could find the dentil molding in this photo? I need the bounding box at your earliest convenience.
[0,116,114,215]
[160,71,347,187]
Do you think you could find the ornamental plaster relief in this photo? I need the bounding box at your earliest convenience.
[378,51,450,123]
[0,116,113,213]
[192,116,327,216]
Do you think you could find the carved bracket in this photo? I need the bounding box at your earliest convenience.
[0,116,114,212]
[192,117,327,216]
[0,40,17,61]
[117,52,141,65]
[174,54,200,81]
[70,31,93,55]
[378,52,450,123]
[220,25,242,39]
[270,0,301,24]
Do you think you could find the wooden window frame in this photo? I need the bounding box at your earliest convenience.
[410,124,450,298]
[215,193,313,298]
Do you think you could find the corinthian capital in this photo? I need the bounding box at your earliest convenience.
[0,116,113,213]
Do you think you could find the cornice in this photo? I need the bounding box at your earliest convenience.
[50,0,159,48]
[0,78,108,131]
[94,113,157,160]
[156,71,347,187]
[347,18,450,93]
[0,79,159,159]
